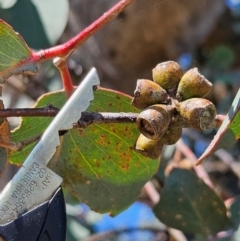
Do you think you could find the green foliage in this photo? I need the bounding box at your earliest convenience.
[0,19,37,81]
[0,0,69,49]
[154,168,228,235]
[10,90,66,163]
[230,196,240,230]
[10,88,159,214]
[0,2,240,240]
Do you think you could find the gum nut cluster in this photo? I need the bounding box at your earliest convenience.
[131,61,216,159]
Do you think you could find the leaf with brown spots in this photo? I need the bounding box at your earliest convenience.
[154,168,228,235]
[10,87,159,214]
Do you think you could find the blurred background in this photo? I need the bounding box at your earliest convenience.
[0,0,240,240]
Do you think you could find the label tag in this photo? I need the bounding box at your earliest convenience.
[0,162,62,224]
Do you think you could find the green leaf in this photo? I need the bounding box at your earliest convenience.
[198,89,240,164]
[10,88,159,214]
[230,196,240,230]
[0,0,69,49]
[224,197,240,241]
[154,168,228,235]
[0,19,37,81]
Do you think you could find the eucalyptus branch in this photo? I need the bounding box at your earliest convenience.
[75,112,138,128]
[0,107,225,151]
[0,105,59,117]
[30,0,137,94]
[32,0,136,61]
[54,58,74,96]
[176,138,214,189]
[0,107,224,129]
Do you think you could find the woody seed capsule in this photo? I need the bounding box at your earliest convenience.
[135,134,163,159]
[152,61,183,95]
[136,104,171,140]
[161,125,182,145]
[179,98,216,131]
[176,68,212,101]
[131,79,169,109]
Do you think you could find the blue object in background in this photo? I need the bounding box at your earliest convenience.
[225,0,240,16]
[93,201,162,241]
[194,139,209,158]
[177,53,192,71]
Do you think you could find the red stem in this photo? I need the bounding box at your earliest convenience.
[32,0,136,61]
[54,58,74,96]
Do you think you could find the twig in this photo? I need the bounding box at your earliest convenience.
[0,107,225,128]
[82,228,168,241]
[142,181,160,206]
[205,230,235,241]
[0,108,138,124]
[0,108,226,152]
[54,58,74,97]
[0,105,59,117]
[0,134,42,151]
[0,112,138,151]
[32,0,137,61]
[176,138,214,189]
[224,197,235,209]
[167,228,188,241]
[75,112,138,128]
[211,114,226,128]
[215,149,240,179]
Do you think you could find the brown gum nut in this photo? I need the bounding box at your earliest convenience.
[161,125,182,145]
[135,134,163,159]
[176,68,213,101]
[179,98,216,131]
[131,79,168,109]
[152,61,183,94]
[137,104,171,140]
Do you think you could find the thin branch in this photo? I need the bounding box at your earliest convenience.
[0,107,138,125]
[142,181,160,206]
[0,134,42,151]
[54,58,74,96]
[82,228,168,241]
[176,138,214,189]
[0,107,225,129]
[32,0,136,61]
[167,228,188,241]
[0,105,59,117]
[1,111,138,151]
[205,230,235,241]
[210,114,226,128]
[215,149,240,179]
[75,112,138,128]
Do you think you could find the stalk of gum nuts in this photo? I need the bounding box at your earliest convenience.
[132,61,216,159]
